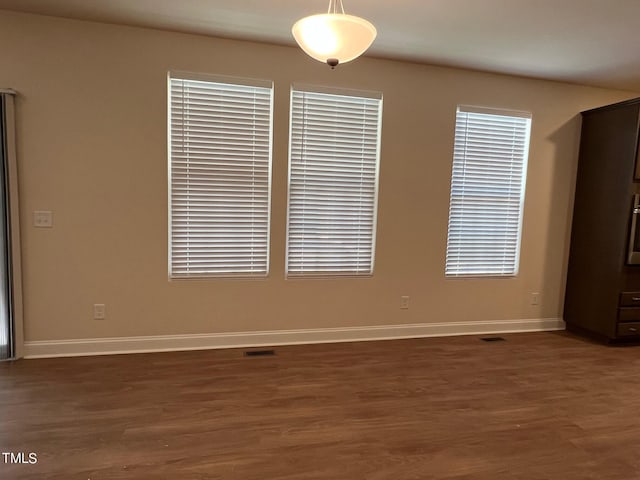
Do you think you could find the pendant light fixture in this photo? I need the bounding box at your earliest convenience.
[292,0,377,68]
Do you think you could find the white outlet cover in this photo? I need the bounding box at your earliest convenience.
[531,293,540,305]
[400,296,410,309]
[93,304,106,320]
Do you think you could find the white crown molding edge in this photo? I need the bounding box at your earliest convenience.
[23,318,565,359]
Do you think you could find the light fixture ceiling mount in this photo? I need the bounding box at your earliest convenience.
[292,0,377,69]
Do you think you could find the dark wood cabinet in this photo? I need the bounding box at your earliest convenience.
[564,98,640,341]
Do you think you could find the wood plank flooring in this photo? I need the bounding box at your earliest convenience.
[2,331,640,479]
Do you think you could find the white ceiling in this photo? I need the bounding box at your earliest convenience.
[1,0,640,92]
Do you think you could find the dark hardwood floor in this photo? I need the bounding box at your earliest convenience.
[2,331,640,479]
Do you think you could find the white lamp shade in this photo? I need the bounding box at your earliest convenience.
[292,13,377,65]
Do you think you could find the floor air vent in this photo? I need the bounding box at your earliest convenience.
[481,337,506,342]
[244,349,275,357]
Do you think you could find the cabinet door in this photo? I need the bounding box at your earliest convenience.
[634,110,640,181]
[636,142,640,181]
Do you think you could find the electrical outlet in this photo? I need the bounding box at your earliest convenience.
[93,304,106,320]
[400,296,410,310]
[530,292,540,306]
[33,210,53,228]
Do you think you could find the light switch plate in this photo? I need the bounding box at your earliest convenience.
[33,211,53,228]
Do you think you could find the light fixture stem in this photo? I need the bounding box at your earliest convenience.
[327,0,345,14]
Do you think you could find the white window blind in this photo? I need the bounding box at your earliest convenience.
[287,86,382,277]
[445,106,532,277]
[169,73,273,278]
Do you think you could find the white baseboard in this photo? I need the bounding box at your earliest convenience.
[23,318,565,359]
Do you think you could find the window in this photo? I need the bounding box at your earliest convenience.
[445,106,532,277]
[169,73,273,278]
[286,85,383,277]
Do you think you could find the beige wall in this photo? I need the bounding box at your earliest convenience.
[0,10,636,342]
